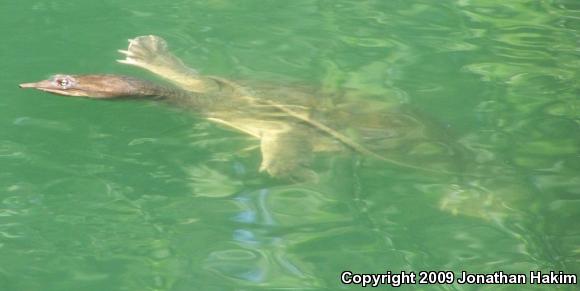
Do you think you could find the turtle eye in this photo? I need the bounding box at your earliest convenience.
[58,79,70,87]
[54,77,73,89]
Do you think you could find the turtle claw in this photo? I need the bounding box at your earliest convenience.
[116,58,136,65]
[117,49,133,57]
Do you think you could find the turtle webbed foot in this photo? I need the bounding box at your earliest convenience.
[259,131,319,183]
[117,35,194,74]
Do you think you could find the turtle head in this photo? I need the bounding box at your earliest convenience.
[19,74,152,98]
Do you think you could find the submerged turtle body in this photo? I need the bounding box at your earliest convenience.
[20,35,446,181]
[117,36,441,180]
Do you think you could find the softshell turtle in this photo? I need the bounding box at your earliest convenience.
[19,35,449,181]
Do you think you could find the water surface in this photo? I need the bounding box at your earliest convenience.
[1,0,578,290]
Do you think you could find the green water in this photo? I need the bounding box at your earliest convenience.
[1,0,579,290]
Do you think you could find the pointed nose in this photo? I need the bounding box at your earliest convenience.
[19,79,53,89]
[18,83,34,88]
[19,82,38,88]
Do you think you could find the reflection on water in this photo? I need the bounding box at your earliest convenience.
[1,0,579,290]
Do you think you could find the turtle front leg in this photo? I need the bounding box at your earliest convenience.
[117,35,217,93]
[259,128,318,183]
